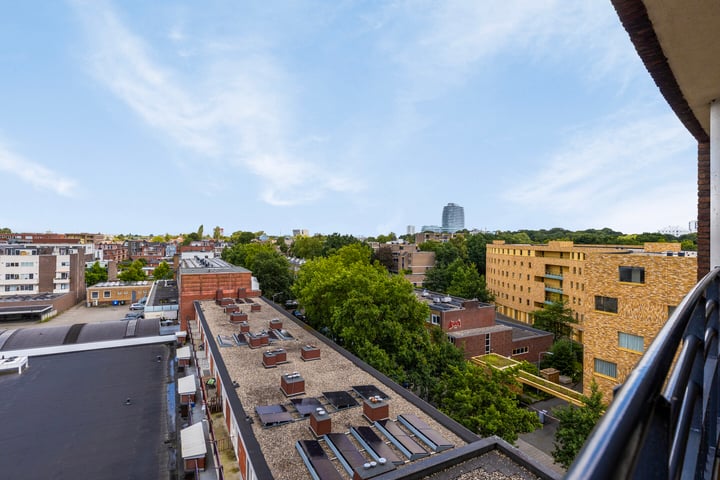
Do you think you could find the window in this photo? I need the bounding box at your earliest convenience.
[5,274,19,280]
[595,295,618,313]
[430,314,440,325]
[619,266,645,284]
[668,305,677,318]
[103,291,111,298]
[594,358,617,378]
[485,334,491,354]
[619,332,644,352]
[91,291,99,299]
[512,346,529,355]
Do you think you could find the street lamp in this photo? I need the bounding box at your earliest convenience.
[537,351,553,369]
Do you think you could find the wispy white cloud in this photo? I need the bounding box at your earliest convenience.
[71,0,362,206]
[0,142,78,197]
[506,108,697,232]
[380,1,636,94]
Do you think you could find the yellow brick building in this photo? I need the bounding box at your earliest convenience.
[486,240,696,400]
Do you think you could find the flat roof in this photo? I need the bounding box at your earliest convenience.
[0,305,53,315]
[197,298,552,479]
[0,292,64,303]
[0,319,162,351]
[0,344,173,479]
[447,324,512,339]
[180,422,207,459]
[199,298,473,478]
[179,257,250,274]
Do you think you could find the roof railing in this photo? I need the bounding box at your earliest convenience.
[567,267,720,479]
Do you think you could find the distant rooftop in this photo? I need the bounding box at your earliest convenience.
[179,256,250,274]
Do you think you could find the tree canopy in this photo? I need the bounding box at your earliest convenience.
[85,261,108,286]
[531,301,577,341]
[118,260,147,281]
[553,382,606,468]
[153,261,173,280]
[292,243,538,442]
[290,235,324,259]
[222,242,293,299]
[433,363,540,443]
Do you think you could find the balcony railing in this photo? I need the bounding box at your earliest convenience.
[567,267,720,479]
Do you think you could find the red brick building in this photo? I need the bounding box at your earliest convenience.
[419,291,553,362]
[177,257,260,330]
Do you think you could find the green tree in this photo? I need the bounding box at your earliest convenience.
[277,238,290,254]
[197,224,204,239]
[181,232,200,246]
[290,235,324,259]
[446,262,493,302]
[466,233,492,275]
[322,233,359,256]
[532,301,577,341]
[229,231,255,244]
[213,226,222,240]
[433,363,541,443]
[118,260,147,281]
[372,245,395,271]
[153,261,173,280]
[85,261,108,286]
[0,227,11,234]
[222,242,275,268]
[292,244,433,385]
[375,232,397,244]
[249,251,293,300]
[542,339,582,380]
[553,382,606,468]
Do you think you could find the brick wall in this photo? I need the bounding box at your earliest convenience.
[179,272,253,330]
[697,141,710,280]
[582,252,696,401]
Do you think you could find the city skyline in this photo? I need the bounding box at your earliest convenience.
[0,2,697,237]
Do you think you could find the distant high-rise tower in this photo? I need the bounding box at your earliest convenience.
[442,203,464,233]
[407,225,415,236]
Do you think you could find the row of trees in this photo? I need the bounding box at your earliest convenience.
[291,244,540,442]
[221,242,293,301]
[85,259,173,285]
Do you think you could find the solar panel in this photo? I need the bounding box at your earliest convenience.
[256,404,293,427]
[291,397,323,416]
[257,411,293,427]
[398,414,453,452]
[255,404,286,415]
[323,391,359,410]
[350,426,403,465]
[352,385,390,401]
[375,419,428,460]
[296,440,343,480]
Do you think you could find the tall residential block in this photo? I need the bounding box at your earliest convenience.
[486,240,696,400]
[441,203,464,233]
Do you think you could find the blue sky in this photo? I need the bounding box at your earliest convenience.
[0,1,698,237]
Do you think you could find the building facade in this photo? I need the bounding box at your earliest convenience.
[441,203,465,233]
[380,243,436,287]
[419,291,552,361]
[86,281,153,307]
[486,240,697,400]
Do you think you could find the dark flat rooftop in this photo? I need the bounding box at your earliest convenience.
[0,345,174,480]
